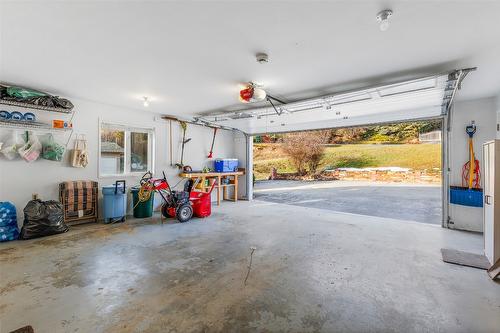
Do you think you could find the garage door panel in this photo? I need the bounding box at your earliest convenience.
[222,105,442,134]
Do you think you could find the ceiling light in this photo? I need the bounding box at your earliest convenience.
[143,96,149,107]
[256,53,269,64]
[376,9,393,31]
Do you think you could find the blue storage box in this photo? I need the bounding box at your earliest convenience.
[0,202,19,242]
[450,186,483,207]
[214,159,239,172]
[102,180,127,223]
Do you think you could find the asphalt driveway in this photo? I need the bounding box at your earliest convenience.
[254,180,442,224]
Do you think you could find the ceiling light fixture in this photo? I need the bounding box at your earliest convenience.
[256,52,269,64]
[376,9,393,31]
[143,96,149,107]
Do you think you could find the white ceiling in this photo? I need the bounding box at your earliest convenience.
[1,1,500,118]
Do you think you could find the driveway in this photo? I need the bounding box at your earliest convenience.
[254,180,442,224]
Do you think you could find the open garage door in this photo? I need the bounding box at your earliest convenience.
[198,69,474,228]
[198,69,472,135]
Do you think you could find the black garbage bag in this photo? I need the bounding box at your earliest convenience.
[24,96,55,108]
[21,96,74,110]
[54,97,74,110]
[0,84,8,99]
[20,200,68,240]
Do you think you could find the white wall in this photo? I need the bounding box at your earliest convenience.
[0,97,244,225]
[449,97,497,232]
[496,93,500,139]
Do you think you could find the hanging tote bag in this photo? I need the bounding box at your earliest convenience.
[71,134,89,168]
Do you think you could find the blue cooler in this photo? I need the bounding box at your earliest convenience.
[214,159,239,172]
[102,180,127,223]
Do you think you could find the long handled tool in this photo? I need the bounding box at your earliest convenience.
[162,115,178,167]
[207,127,218,158]
[169,119,173,166]
[462,123,480,189]
[175,121,191,169]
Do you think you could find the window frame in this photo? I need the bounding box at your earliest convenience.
[98,121,155,178]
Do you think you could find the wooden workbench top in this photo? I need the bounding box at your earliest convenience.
[179,170,245,177]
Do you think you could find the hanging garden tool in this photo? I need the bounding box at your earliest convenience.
[161,115,177,167]
[207,127,218,158]
[175,121,191,169]
[169,119,173,166]
[461,122,480,189]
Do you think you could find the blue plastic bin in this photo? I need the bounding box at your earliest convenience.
[102,180,127,223]
[0,202,19,242]
[214,159,239,172]
[450,186,483,207]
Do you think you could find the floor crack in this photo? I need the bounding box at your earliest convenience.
[244,246,257,286]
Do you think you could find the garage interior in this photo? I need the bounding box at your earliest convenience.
[1,1,499,332]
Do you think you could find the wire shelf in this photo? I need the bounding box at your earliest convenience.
[0,119,72,132]
[0,99,73,114]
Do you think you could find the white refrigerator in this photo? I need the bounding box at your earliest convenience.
[482,140,500,265]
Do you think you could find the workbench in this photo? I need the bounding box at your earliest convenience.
[179,170,245,206]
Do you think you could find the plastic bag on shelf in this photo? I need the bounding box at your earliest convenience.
[18,131,42,162]
[0,132,25,160]
[41,134,65,161]
[6,86,47,99]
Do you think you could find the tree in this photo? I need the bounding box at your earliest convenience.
[282,130,329,175]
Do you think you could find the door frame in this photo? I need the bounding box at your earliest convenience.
[442,114,450,228]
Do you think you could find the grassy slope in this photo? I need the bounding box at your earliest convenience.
[253,143,441,180]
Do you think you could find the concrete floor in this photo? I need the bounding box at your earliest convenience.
[255,180,442,224]
[1,201,498,333]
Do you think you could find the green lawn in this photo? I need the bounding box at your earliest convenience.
[253,143,441,180]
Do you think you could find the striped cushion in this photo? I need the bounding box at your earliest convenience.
[59,181,97,212]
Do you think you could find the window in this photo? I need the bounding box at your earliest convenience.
[99,123,154,176]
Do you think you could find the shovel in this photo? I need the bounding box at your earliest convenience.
[207,127,218,158]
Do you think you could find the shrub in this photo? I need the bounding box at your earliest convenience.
[281,130,329,175]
